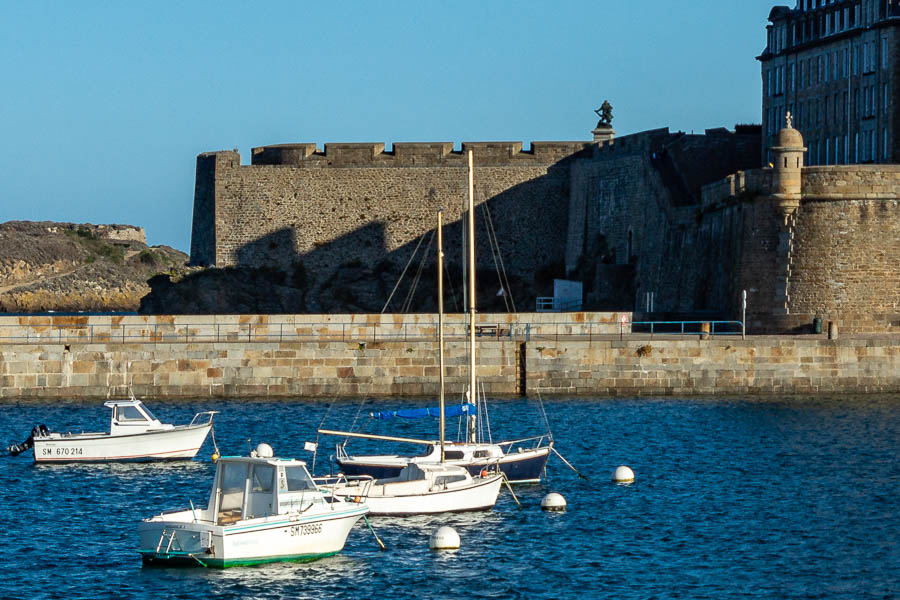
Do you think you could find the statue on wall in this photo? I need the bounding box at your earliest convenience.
[595,101,613,127]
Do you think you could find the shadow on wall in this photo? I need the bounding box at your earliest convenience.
[142,157,582,315]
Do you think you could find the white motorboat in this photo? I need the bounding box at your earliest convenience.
[322,462,503,516]
[6,398,216,463]
[139,444,369,568]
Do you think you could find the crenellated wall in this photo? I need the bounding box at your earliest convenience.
[190,140,591,312]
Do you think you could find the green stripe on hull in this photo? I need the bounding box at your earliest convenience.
[141,551,338,569]
[220,551,338,568]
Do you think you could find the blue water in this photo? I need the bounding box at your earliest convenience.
[1,396,898,599]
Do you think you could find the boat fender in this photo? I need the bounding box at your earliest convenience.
[480,469,489,478]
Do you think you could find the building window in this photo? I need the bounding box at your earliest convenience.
[883,38,889,69]
[885,84,890,115]
[885,129,889,160]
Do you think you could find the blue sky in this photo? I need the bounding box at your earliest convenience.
[1,1,775,252]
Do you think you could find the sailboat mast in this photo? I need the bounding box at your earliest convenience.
[467,150,477,443]
[438,209,445,463]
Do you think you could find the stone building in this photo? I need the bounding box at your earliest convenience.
[759,0,900,166]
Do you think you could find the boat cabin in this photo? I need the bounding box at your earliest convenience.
[209,456,322,525]
[416,442,505,462]
[105,400,173,436]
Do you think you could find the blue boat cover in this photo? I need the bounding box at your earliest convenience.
[370,403,477,420]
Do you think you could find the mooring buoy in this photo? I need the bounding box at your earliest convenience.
[541,492,567,511]
[429,526,460,550]
[612,465,635,483]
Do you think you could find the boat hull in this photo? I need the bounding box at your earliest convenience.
[331,475,503,516]
[33,424,212,463]
[138,506,368,568]
[338,446,551,484]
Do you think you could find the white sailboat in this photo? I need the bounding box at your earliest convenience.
[320,207,503,515]
[138,443,368,568]
[325,150,552,482]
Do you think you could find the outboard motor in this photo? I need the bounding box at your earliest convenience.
[6,424,50,457]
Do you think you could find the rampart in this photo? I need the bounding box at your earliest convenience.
[189,140,591,312]
[566,127,763,312]
[698,165,900,333]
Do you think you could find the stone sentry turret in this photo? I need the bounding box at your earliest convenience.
[769,112,806,223]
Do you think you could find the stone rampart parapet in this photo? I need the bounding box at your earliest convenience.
[246,140,591,167]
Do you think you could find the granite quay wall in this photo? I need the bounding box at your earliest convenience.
[527,337,899,396]
[1,331,896,399]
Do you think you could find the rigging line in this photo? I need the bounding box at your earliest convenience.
[479,203,509,312]
[381,229,430,313]
[344,398,367,446]
[444,257,460,313]
[312,400,336,474]
[535,391,554,442]
[400,229,435,313]
[482,202,517,313]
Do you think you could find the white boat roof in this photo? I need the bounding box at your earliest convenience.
[103,399,146,408]
[218,456,308,467]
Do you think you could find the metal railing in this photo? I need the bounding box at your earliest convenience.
[631,320,745,337]
[0,318,745,344]
[535,297,583,312]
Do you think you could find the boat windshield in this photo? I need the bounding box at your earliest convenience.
[245,464,275,519]
[217,462,247,525]
[284,466,316,491]
[141,405,158,422]
[115,405,149,422]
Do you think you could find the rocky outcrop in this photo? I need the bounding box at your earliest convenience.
[0,221,189,313]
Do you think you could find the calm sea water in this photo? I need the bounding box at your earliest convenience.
[0,395,898,599]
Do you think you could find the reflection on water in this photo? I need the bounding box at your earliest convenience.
[1,395,898,599]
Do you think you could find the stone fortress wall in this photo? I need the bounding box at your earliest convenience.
[698,162,900,332]
[190,141,591,311]
[189,121,899,333]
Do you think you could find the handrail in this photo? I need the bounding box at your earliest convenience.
[0,318,746,344]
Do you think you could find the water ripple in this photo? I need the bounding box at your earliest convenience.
[0,395,898,598]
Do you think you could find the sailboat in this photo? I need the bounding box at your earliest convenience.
[319,208,504,515]
[322,150,553,483]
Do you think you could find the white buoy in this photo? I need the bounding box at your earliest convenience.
[612,465,635,483]
[429,526,460,550]
[255,443,274,458]
[541,492,567,511]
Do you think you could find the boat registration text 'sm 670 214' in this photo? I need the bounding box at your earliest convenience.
[42,447,84,457]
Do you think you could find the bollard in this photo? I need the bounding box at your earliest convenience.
[700,322,710,340]
[828,321,838,340]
